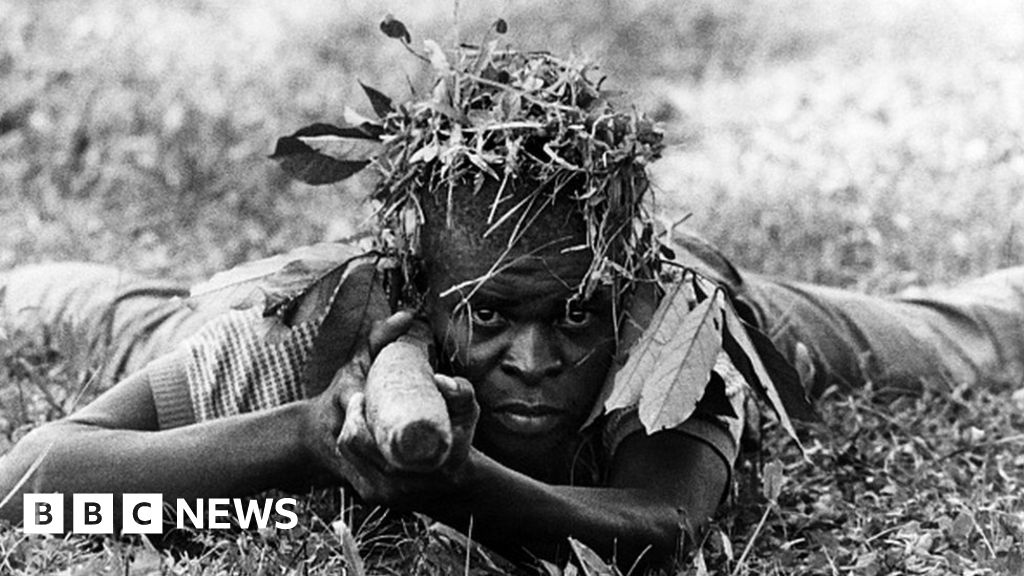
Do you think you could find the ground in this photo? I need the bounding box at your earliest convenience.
[1,0,1023,574]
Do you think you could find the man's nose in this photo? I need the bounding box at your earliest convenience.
[501,323,563,385]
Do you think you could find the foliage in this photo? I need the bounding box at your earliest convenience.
[601,269,813,441]
[272,17,667,309]
[697,380,1024,575]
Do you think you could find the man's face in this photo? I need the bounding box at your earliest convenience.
[427,249,617,464]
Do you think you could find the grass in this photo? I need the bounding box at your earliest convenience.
[711,381,1024,575]
[1,0,1024,573]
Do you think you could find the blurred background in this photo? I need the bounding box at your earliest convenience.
[1,0,1022,291]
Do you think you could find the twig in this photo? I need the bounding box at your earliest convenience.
[823,548,839,576]
[942,432,1024,459]
[464,515,473,576]
[731,504,771,576]
[864,524,901,544]
[967,509,997,558]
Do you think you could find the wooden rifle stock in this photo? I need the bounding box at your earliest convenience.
[363,324,453,471]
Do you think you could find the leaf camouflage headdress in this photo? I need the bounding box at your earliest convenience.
[271,16,666,306]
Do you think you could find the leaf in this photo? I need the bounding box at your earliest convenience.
[603,281,693,415]
[193,248,388,395]
[379,14,411,43]
[718,529,734,561]
[270,123,381,185]
[472,39,498,76]
[762,459,785,504]
[718,298,818,423]
[951,511,974,542]
[720,300,809,451]
[637,291,724,432]
[692,272,817,426]
[303,261,390,395]
[582,282,658,429]
[359,81,395,119]
[693,547,709,576]
[189,242,364,314]
[465,152,500,180]
[669,233,744,288]
[276,122,383,144]
[408,142,441,164]
[423,39,451,74]
[568,537,617,576]
[295,134,381,163]
[255,315,295,345]
[331,519,367,576]
[275,260,349,326]
[341,107,383,133]
[743,322,818,422]
[538,559,563,576]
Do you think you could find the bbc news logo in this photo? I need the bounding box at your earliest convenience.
[23,494,298,534]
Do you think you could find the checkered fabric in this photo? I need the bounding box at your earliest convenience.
[182,309,318,421]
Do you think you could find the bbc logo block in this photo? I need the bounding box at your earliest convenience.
[22,493,297,534]
[122,493,164,534]
[23,493,164,535]
[23,494,63,534]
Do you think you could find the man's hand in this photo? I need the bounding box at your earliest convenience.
[337,372,480,508]
[302,310,416,485]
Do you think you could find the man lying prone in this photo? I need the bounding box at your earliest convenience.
[2,45,1024,572]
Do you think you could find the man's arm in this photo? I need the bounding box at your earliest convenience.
[337,380,731,569]
[0,366,330,524]
[434,431,729,567]
[0,310,415,525]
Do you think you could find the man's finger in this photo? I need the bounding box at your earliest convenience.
[434,374,477,468]
[368,310,416,357]
[338,391,395,472]
[327,347,372,407]
[338,392,373,448]
[434,374,478,422]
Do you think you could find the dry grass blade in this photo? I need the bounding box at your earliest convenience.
[332,518,367,576]
[730,505,771,576]
[568,537,618,576]
[463,515,473,576]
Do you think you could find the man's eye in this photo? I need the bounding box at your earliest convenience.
[470,307,506,327]
[561,306,593,328]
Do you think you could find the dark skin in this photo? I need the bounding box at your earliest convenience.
[0,249,730,569]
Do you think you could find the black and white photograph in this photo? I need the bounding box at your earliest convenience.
[1,0,1023,574]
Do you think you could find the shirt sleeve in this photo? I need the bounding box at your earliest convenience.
[143,255,385,429]
[140,305,315,426]
[142,308,319,429]
[146,350,195,429]
[180,309,318,422]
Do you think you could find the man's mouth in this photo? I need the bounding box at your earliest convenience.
[489,403,564,436]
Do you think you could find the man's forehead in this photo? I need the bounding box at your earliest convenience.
[436,250,596,303]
